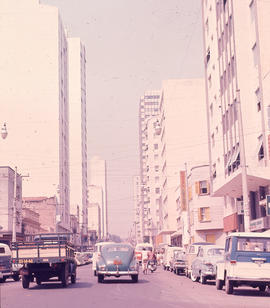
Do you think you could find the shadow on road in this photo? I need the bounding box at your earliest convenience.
[230,288,270,297]
[101,278,149,284]
[28,281,93,290]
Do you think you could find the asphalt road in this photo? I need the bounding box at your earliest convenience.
[1,265,270,308]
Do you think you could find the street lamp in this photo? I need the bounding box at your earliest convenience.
[1,123,8,140]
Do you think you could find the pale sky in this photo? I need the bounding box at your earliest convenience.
[41,0,204,237]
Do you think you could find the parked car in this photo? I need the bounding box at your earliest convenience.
[96,243,139,283]
[0,243,21,282]
[135,243,153,265]
[190,245,224,284]
[216,232,270,294]
[170,249,186,275]
[163,246,183,271]
[185,242,212,278]
[92,242,114,276]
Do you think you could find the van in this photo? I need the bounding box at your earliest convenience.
[92,242,114,276]
[0,243,21,282]
[135,243,154,264]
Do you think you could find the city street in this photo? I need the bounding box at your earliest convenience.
[1,264,270,308]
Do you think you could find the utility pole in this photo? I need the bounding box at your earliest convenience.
[185,163,191,245]
[12,167,17,243]
[236,90,250,231]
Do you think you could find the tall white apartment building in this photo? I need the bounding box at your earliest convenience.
[138,91,161,243]
[157,79,208,245]
[202,0,270,233]
[133,175,142,244]
[68,37,88,234]
[0,0,70,229]
[88,157,108,239]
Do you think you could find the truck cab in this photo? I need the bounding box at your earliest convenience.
[0,243,20,282]
[216,232,270,294]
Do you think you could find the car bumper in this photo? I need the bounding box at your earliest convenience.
[97,270,139,276]
[227,276,270,283]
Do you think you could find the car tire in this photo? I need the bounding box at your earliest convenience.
[200,272,206,284]
[216,279,223,290]
[36,277,42,285]
[0,277,6,283]
[71,272,76,284]
[97,274,104,283]
[94,270,97,276]
[225,277,233,294]
[22,276,30,289]
[131,274,138,283]
[259,285,266,292]
[13,274,20,282]
[190,270,199,282]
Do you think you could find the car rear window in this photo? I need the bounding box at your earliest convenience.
[106,246,130,252]
[207,248,224,256]
[0,248,5,253]
[237,237,270,252]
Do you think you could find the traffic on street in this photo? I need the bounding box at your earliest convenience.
[1,263,270,308]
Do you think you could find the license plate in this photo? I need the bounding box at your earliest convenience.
[114,259,122,265]
[254,260,265,265]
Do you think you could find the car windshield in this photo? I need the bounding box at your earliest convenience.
[175,251,185,259]
[207,248,224,256]
[237,237,270,252]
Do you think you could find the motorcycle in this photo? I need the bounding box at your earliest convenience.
[147,260,157,273]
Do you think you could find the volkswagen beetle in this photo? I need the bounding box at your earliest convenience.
[96,243,139,283]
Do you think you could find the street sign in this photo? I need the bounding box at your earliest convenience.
[266,195,270,216]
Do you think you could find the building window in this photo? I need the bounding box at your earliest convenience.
[155,187,160,194]
[249,0,255,22]
[206,48,210,64]
[211,133,215,148]
[259,186,266,201]
[206,234,215,243]
[154,154,159,160]
[154,144,158,150]
[154,165,159,172]
[208,74,212,88]
[196,181,209,195]
[198,207,211,222]
[155,176,159,183]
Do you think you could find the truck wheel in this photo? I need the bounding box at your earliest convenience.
[71,272,76,284]
[259,285,266,292]
[22,276,30,289]
[61,265,69,288]
[225,278,233,294]
[97,274,104,283]
[131,274,138,283]
[0,277,6,283]
[13,274,20,282]
[36,277,42,285]
[216,279,223,290]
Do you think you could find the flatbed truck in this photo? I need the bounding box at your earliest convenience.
[11,233,77,289]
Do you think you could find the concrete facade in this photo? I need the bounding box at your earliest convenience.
[0,167,22,233]
[0,0,70,230]
[202,0,270,233]
[68,37,88,234]
[88,157,108,239]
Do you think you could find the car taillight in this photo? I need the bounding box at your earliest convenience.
[230,260,237,264]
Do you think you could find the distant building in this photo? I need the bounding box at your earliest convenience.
[0,166,22,234]
[68,37,88,236]
[138,90,161,243]
[133,175,142,244]
[88,157,108,239]
[87,201,101,240]
[22,196,57,233]
[22,207,41,235]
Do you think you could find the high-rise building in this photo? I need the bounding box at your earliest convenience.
[132,175,142,244]
[158,79,207,245]
[138,91,161,243]
[88,157,108,239]
[202,0,270,233]
[0,0,70,230]
[68,37,88,235]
